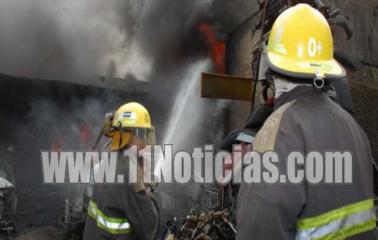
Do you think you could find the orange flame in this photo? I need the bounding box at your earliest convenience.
[51,143,62,151]
[79,122,91,146]
[199,23,225,74]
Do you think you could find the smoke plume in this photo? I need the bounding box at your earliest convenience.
[0,0,257,82]
[0,0,259,230]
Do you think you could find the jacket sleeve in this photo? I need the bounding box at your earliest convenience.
[115,184,158,240]
[236,107,307,240]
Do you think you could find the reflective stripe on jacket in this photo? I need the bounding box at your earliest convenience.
[296,199,376,240]
[87,200,131,235]
[83,153,157,240]
[236,86,377,240]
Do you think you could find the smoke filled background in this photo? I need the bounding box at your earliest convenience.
[0,0,257,82]
[0,0,259,232]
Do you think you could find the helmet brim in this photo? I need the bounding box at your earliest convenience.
[107,126,156,151]
[266,51,346,80]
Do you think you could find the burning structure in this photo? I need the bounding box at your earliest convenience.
[0,0,231,237]
[0,74,151,233]
[0,0,376,239]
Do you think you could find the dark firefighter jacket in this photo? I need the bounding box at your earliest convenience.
[236,86,377,240]
[83,153,157,240]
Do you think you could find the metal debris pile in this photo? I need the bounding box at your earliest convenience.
[160,209,236,240]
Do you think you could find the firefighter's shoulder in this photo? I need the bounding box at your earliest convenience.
[253,100,296,152]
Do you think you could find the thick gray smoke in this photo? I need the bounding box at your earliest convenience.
[0,0,257,82]
[0,0,259,231]
[0,0,151,81]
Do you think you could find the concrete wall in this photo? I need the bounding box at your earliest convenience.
[349,67,378,161]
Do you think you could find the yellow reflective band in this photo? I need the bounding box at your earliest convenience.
[88,200,131,235]
[298,199,374,229]
[316,217,376,240]
[296,199,376,240]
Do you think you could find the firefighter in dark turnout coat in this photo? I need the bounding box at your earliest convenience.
[84,102,157,240]
[236,4,377,240]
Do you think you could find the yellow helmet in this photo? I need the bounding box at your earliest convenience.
[105,102,155,151]
[265,4,345,79]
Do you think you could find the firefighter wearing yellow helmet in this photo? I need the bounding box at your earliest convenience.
[84,102,158,240]
[105,102,156,151]
[265,3,346,80]
[236,4,376,240]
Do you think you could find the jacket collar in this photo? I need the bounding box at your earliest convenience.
[274,85,321,110]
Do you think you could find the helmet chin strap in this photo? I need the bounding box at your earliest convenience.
[117,122,123,150]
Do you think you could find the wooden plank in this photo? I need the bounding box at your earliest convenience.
[201,72,254,101]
